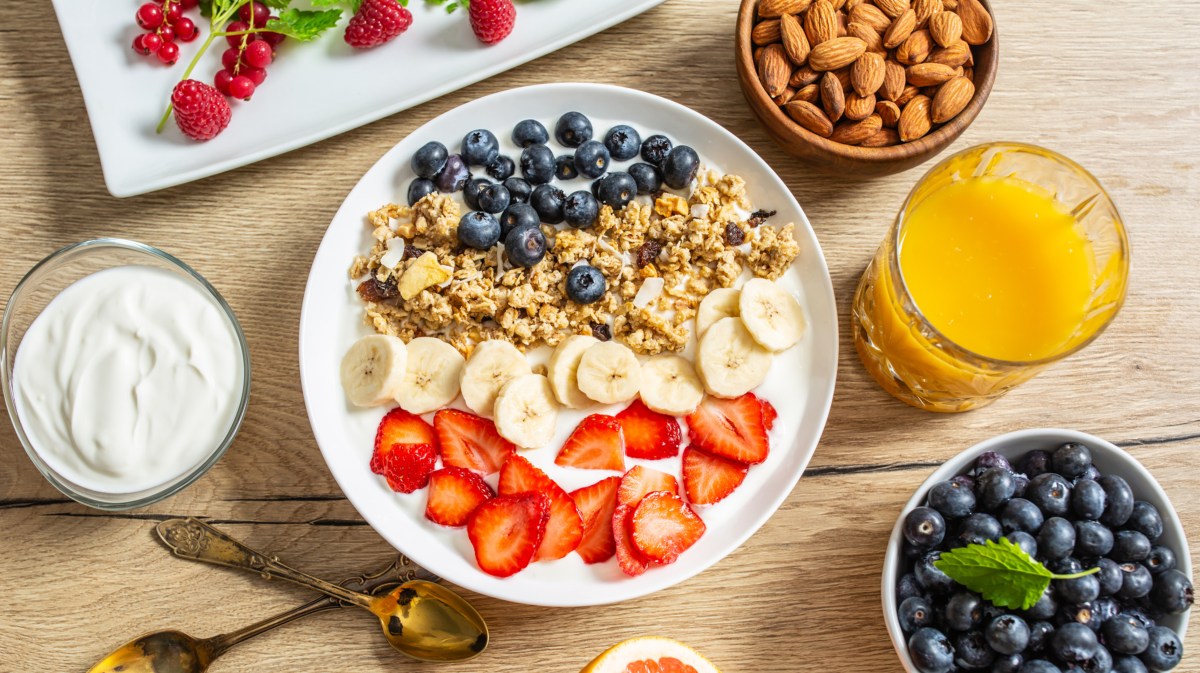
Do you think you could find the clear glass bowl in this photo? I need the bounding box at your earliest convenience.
[1,239,251,510]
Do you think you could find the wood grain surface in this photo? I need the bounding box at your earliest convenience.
[1,1,1199,671]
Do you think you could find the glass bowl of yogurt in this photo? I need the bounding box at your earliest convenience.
[1,239,250,510]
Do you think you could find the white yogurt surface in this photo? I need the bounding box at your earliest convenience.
[13,265,244,494]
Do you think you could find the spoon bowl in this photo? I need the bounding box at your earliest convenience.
[88,631,210,673]
[371,580,489,662]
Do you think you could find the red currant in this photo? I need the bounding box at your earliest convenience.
[132,33,149,55]
[240,64,266,86]
[164,2,182,22]
[136,3,164,29]
[225,20,249,47]
[179,0,198,8]
[214,69,234,95]
[260,30,286,46]
[243,40,273,68]
[228,75,256,100]
[158,24,175,42]
[238,1,270,28]
[221,47,241,71]
[173,16,198,41]
[156,41,180,65]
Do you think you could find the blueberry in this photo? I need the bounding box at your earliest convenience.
[476,183,511,214]
[916,550,957,595]
[1112,531,1151,563]
[1029,473,1073,517]
[504,177,533,204]
[944,591,983,631]
[1014,473,1031,499]
[900,596,936,634]
[1077,465,1103,483]
[952,474,977,491]
[555,111,593,147]
[929,479,978,519]
[1072,479,1107,521]
[958,512,1003,546]
[503,225,546,268]
[1124,610,1157,631]
[661,145,700,189]
[1085,645,1114,673]
[1139,627,1182,672]
[574,140,611,179]
[407,177,437,206]
[1019,660,1063,673]
[640,134,673,165]
[1052,442,1093,480]
[463,177,491,210]
[596,172,638,210]
[1117,563,1153,600]
[602,124,641,161]
[1053,622,1100,663]
[1009,531,1040,559]
[434,154,470,192]
[1103,614,1151,655]
[956,630,996,670]
[500,203,539,240]
[461,129,499,166]
[1002,498,1045,534]
[456,211,501,250]
[1112,655,1149,673]
[1050,557,1083,575]
[1150,569,1193,615]
[555,154,579,181]
[1095,558,1124,596]
[486,155,515,181]
[1124,502,1164,542]
[988,615,1031,655]
[977,451,1015,473]
[530,184,566,224]
[563,190,600,229]
[905,506,947,549]
[910,627,955,673]
[898,573,928,603]
[1029,621,1057,654]
[1074,521,1115,558]
[412,140,448,179]
[1145,546,1176,576]
[520,144,555,185]
[566,264,606,304]
[1056,574,1101,605]
[1039,517,1076,561]
[995,654,1025,673]
[512,119,549,148]
[1098,475,1135,527]
[628,162,663,194]
[978,467,1017,512]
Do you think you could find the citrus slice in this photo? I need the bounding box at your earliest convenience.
[580,636,721,673]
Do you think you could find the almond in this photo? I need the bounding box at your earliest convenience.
[931,75,974,122]
[861,126,901,146]
[758,0,813,18]
[836,12,849,36]
[849,3,892,32]
[808,37,867,71]
[929,11,962,47]
[833,66,853,91]
[876,99,901,126]
[956,0,993,45]
[847,21,885,53]
[851,52,886,96]
[906,62,958,86]
[794,83,821,103]
[784,100,835,137]
[774,87,797,105]
[754,46,764,63]
[873,0,910,19]
[942,0,958,9]
[913,0,943,25]
[880,61,907,101]
[844,91,877,120]
[758,44,792,98]
[820,71,846,121]
[804,0,839,46]
[896,29,932,65]
[895,84,920,106]
[962,65,974,81]
[830,114,884,144]
[898,94,932,141]
[882,9,917,49]
[790,65,822,87]
[780,13,811,65]
[927,40,972,67]
[752,19,782,46]
[830,0,848,9]
[845,0,866,10]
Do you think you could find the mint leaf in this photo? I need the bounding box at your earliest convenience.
[261,0,293,9]
[934,538,1054,610]
[265,8,343,41]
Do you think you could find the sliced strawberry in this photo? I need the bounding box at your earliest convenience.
[555,414,626,471]
[616,400,683,460]
[467,492,550,577]
[498,454,584,561]
[612,503,650,576]
[682,445,749,506]
[381,442,437,493]
[425,467,495,527]
[434,409,516,475]
[685,394,770,464]
[617,465,680,507]
[630,491,706,564]
[760,397,778,431]
[372,408,439,474]
[570,476,621,564]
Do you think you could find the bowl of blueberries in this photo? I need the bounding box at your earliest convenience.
[883,429,1193,673]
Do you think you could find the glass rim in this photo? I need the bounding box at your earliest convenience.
[0,238,252,511]
[889,141,1131,369]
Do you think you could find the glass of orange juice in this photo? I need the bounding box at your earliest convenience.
[852,142,1130,412]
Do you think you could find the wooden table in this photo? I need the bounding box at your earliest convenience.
[2,1,1198,670]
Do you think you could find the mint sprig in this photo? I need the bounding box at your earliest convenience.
[934,538,1099,610]
[265,8,343,41]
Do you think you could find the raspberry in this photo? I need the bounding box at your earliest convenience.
[344,0,412,49]
[468,0,515,45]
[171,80,231,141]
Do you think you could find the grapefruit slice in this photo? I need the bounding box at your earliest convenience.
[580,637,720,673]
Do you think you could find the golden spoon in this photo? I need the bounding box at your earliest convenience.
[87,555,427,673]
[153,518,487,663]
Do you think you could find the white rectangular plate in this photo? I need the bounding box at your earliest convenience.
[51,0,667,197]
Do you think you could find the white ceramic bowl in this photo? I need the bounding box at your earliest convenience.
[882,429,1192,672]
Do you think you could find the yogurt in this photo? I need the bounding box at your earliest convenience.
[12,265,245,494]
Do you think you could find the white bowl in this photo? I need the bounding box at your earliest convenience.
[882,429,1192,672]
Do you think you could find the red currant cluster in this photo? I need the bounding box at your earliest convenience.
[214,2,285,101]
[132,0,200,65]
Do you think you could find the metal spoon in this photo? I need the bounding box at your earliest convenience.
[86,555,429,673]
[154,518,488,663]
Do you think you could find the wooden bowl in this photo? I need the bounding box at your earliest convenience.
[735,0,998,177]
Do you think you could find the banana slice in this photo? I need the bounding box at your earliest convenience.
[547,334,600,409]
[460,340,530,417]
[394,337,465,414]
[576,341,642,405]
[340,334,408,407]
[695,317,772,398]
[696,287,741,338]
[493,374,559,449]
[639,354,705,416]
[738,278,807,352]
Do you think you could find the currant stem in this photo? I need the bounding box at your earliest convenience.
[1051,567,1101,581]
[155,0,254,134]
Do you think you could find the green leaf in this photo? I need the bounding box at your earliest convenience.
[264,8,343,41]
[934,538,1053,610]
[261,0,293,9]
